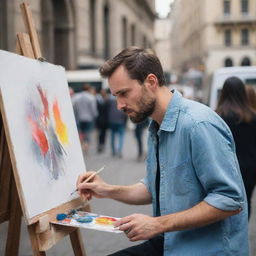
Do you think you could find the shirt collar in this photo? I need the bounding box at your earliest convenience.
[149,89,182,134]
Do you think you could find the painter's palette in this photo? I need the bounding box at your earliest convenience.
[52,211,123,233]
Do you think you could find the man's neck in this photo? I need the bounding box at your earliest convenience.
[151,87,173,125]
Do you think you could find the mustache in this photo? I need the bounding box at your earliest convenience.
[121,107,131,113]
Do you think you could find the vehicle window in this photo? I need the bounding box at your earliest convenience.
[68,81,102,92]
[245,78,256,86]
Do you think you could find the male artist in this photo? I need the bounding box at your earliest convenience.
[76,47,248,255]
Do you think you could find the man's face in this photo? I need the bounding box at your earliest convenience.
[109,65,156,123]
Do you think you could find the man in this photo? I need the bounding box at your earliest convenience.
[73,84,98,150]
[76,47,248,255]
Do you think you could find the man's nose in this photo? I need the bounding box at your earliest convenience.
[117,98,126,111]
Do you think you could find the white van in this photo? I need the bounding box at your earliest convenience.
[209,66,256,110]
[66,69,108,92]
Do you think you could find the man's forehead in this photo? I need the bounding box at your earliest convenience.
[109,65,129,81]
[108,66,131,93]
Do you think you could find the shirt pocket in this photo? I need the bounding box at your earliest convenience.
[168,160,192,195]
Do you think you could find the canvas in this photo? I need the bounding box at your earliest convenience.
[0,50,86,221]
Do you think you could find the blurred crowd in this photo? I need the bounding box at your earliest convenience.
[69,84,148,161]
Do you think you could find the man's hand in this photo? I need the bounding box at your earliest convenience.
[76,171,110,200]
[115,214,163,241]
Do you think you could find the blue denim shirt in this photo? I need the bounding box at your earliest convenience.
[142,90,249,256]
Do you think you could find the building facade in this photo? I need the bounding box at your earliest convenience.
[0,0,155,70]
[171,0,256,99]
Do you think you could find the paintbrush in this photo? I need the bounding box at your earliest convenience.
[70,166,105,196]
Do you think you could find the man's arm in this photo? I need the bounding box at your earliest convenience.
[157,201,240,232]
[107,183,152,205]
[116,201,241,241]
[77,171,152,205]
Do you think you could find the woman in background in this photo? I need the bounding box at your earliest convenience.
[216,77,256,218]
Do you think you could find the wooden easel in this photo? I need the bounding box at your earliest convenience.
[0,3,90,255]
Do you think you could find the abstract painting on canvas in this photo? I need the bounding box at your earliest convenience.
[0,50,86,222]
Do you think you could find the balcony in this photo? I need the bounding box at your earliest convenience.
[214,14,256,26]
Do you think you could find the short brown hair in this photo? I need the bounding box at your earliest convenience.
[99,47,166,86]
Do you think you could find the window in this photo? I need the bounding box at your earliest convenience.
[223,0,230,15]
[90,0,96,55]
[103,4,110,59]
[241,57,251,66]
[241,29,249,45]
[131,24,136,45]
[241,0,248,14]
[143,35,147,48]
[122,17,127,49]
[224,58,233,67]
[224,29,232,46]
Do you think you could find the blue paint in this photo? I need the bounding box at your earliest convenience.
[68,209,77,215]
[76,216,93,223]
[56,213,67,221]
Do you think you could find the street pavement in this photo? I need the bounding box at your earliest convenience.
[0,129,256,255]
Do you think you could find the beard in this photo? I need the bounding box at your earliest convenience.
[125,93,156,123]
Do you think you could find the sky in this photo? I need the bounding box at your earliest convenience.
[155,0,174,18]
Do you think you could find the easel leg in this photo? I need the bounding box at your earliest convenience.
[4,178,22,256]
[69,203,90,256]
[27,224,46,256]
[69,229,86,256]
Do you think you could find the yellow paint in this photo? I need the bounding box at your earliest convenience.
[53,99,69,144]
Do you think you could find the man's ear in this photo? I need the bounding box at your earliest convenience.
[145,74,158,90]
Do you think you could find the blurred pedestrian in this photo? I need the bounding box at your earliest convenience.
[134,118,149,161]
[96,88,109,153]
[216,76,256,218]
[108,95,127,158]
[73,84,98,151]
[69,87,80,129]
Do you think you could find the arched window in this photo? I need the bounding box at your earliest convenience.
[224,58,233,67]
[49,0,76,69]
[241,57,251,66]
[122,17,127,49]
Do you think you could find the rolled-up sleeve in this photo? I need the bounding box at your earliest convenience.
[140,177,149,190]
[190,121,245,211]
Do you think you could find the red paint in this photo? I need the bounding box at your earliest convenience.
[37,86,49,121]
[28,116,49,155]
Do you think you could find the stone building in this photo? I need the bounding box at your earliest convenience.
[171,0,256,98]
[0,0,155,70]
